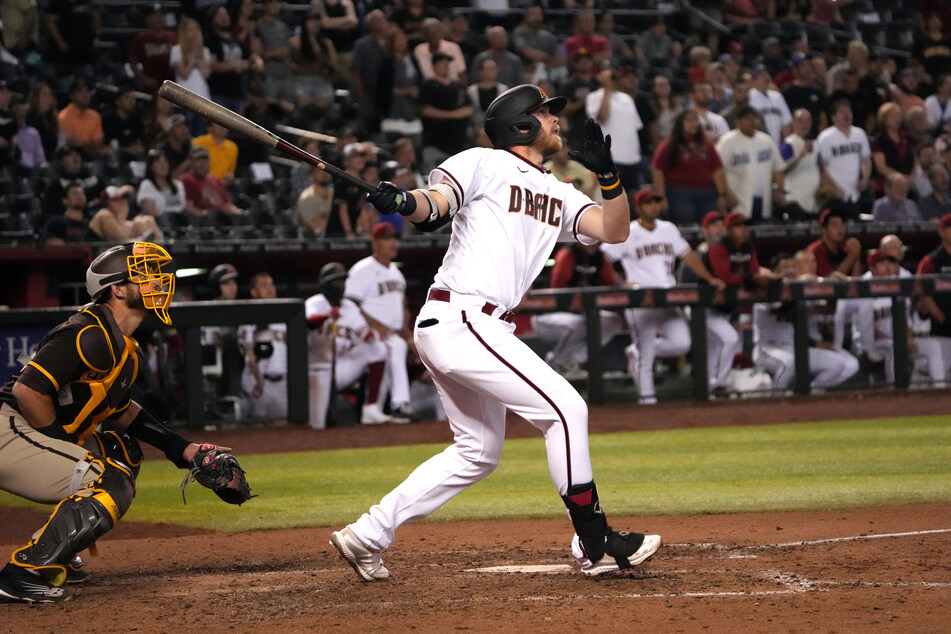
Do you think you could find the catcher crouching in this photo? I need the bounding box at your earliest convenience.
[0,242,252,604]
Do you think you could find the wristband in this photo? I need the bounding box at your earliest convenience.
[127,408,192,468]
[599,175,624,200]
[397,189,418,217]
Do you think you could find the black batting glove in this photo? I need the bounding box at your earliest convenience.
[367,181,417,217]
[568,118,622,198]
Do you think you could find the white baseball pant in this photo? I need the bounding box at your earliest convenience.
[531,310,625,368]
[910,336,951,388]
[378,333,411,408]
[306,339,388,429]
[626,307,691,400]
[753,344,859,393]
[349,296,593,551]
[705,310,741,390]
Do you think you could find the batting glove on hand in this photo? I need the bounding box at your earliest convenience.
[568,118,619,188]
[368,181,417,217]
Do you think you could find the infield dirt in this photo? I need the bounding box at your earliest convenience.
[1,390,949,632]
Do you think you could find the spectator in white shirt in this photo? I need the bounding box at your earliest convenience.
[716,105,786,221]
[689,80,730,141]
[816,99,872,220]
[924,73,951,136]
[586,65,644,191]
[749,64,793,144]
[780,108,821,219]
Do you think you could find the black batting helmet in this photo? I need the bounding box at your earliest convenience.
[318,262,347,286]
[484,85,567,149]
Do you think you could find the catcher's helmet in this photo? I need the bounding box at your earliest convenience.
[86,241,176,325]
[484,84,567,149]
[318,262,347,286]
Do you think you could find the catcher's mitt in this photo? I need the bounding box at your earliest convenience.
[181,444,254,505]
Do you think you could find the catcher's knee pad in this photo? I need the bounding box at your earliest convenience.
[11,457,136,586]
[86,429,143,480]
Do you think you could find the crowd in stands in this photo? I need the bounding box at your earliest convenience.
[2,1,951,420]
[0,1,947,246]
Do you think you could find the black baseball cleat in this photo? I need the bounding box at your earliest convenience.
[65,555,91,584]
[571,531,662,576]
[0,563,71,603]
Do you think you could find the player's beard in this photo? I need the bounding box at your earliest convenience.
[125,285,147,312]
[536,131,562,159]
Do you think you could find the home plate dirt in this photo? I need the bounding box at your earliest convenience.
[0,391,948,631]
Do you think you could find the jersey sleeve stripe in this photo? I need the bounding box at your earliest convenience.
[27,361,60,392]
[432,167,465,208]
[572,202,598,242]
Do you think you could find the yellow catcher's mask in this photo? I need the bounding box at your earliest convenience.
[86,242,176,325]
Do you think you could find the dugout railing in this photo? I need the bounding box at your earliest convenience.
[1,279,948,427]
[520,274,951,404]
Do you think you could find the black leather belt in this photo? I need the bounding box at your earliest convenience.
[427,288,515,323]
[263,374,284,382]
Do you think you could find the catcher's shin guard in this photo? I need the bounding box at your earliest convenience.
[11,458,135,586]
[562,481,610,562]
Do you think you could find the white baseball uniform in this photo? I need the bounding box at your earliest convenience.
[749,87,792,144]
[716,129,784,220]
[835,269,945,386]
[344,255,411,410]
[238,321,288,419]
[752,301,858,393]
[304,294,388,429]
[349,146,601,551]
[601,219,692,401]
[816,124,872,202]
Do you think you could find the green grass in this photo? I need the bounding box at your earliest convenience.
[1,416,949,533]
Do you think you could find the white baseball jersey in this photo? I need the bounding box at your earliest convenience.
[601,219,690,287]
[816,125,871,202]
[696,109,730,140]
[716,129,784,219]
[584,89,643,164]
[238,322,287,377]
[781,134,821,213]
[753,302,795,347]
[749,88,792,143]
[429,147,599,309]
[924,94,951,134]
[344,256,407,331]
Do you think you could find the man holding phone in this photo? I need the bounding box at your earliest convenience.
[585,64,644,193]
[780,108,822,220]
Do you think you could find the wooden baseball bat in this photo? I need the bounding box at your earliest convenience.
[158,80,377,194]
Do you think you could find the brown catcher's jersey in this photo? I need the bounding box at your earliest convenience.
[0,304,139,443]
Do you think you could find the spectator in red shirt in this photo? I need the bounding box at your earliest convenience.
[916,215,951,348]
[650,109,733,226]
[128,5,177,92]
[180,145,244,224]
[563,10,611,67]
[806,208,863,278]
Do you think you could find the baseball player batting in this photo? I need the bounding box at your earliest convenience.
[330,85,662,579]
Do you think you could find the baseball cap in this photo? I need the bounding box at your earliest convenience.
[318,262,347,285]
[818,208,844,227]
[764,36,780,47]
[940,214,951,230]
[633,187,663,206]
[342,143,363,159]
[701,210,724,228]
[791,52,807,67]
[209,263,239,285]
[371,221,400,239]
[189,145,210,159]
[724,210,748,228]
[867,248,897,269]
[100,185,134,201]
[165,113,187,132]
[726,41,744,55]
[752,63,769,77]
